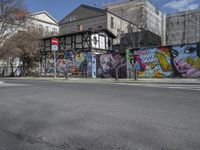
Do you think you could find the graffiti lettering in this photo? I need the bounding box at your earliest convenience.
[140,53,158,63]
[127,47,173,78]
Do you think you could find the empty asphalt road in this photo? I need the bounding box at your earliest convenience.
[0,79,200,150]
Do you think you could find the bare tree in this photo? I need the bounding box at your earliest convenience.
[0,0,26,44]
[1,29,43,76]
[0,37,21,76]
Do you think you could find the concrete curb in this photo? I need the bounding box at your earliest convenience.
[2,77,200,85]
[115,81,200,85]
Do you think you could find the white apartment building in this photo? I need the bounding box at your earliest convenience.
[104,0,166,45]
[27,11,59,36]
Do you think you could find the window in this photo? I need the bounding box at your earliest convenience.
[45,26,49,32]
[111,17,114,29]
[94,37,97,45]
[70,16,77,22]
[77,25,83,31]
[30,22,34,27]
[155,8,160,15]
[108,39,111,48]
[117,29,121,37]
[39,25,43,32]
[53,28,57,33]
[70,17,74,22]
[39,24,42,29]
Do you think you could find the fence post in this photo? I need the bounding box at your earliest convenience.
[115,68,118,80]
[134,66,137,80]
[65,65,68,80]
[83,69,86,78]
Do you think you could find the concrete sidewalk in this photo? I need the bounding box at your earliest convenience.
[69,78,200,85]
[0,81,4,84]
[2,77,200,85]
[118,78,200,85]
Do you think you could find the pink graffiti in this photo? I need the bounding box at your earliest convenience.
[133,55,146,71]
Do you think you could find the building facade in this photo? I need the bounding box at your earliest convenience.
[120,30,161,51]
[104,0,166,45]
[27,11,59,36]
[42,30,116,78]
[166,9,200,45]
[59,4,139,47]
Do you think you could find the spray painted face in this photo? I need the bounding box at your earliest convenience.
[172,45,200,78]
[100,55,113,74]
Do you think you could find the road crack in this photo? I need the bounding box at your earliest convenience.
[0,127,69,149]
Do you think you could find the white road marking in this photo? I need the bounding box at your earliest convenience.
[111,83,200,91]
[0,83,31,87]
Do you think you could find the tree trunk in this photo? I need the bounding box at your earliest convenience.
[9,62,15,77]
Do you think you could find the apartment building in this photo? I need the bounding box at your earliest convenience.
[104,0,166,45]
[27,11,59,36]
[166,9,200,45]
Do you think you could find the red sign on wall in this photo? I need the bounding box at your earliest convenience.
[51,38,58,45]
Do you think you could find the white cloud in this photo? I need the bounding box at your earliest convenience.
[187,3,199,10]
[164,0,199,11]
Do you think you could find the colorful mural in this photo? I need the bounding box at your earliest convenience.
[46,50,93,77]
[127,47,173,78]
[46,51,67,74]
[44,43,200,78]
[172,44,200,78]
[92,54,97,78]
[97,53,126,78]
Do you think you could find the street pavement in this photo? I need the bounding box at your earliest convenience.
[0,79,200,150]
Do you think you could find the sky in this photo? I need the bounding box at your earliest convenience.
[24,0,200,21]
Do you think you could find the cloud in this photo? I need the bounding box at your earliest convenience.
[187,3,199,10]
[164,0,199,11]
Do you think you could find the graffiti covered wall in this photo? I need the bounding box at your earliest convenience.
[46,50,93,77]
[127,47,173,78]
[44,43,200,78]
[172,44,200,78]
[46,50,66,74]
[97,53,126,78]
[127,43,200,78]
[92,54,97,78]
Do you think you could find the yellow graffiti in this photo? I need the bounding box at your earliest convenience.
[75,52,84,62]
[154,71,164,78]
[148,62,158,69]
[137,71,145,77]
[155,52,172,72]
[186,57,200,69]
